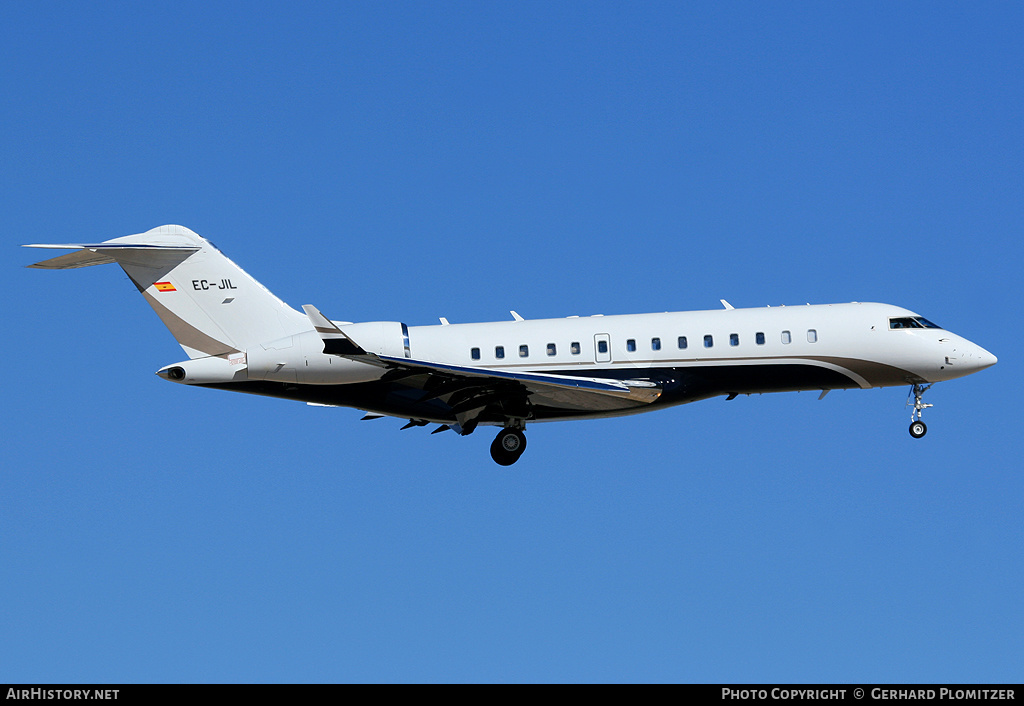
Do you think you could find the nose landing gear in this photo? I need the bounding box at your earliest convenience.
[907,383,933,438]
[490,427,527,466]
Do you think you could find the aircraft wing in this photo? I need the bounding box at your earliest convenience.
[302,305,663,426]
[368,355,663,405]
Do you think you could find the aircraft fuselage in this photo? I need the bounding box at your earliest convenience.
[202,301,995,426]
[25,226,997,464]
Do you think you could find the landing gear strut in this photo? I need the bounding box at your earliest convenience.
[490,428,527,466]
[907,383,933,438]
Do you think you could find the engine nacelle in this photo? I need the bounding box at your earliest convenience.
[245,324,406,384]
[156,354,248,384]
[160,323,407,386]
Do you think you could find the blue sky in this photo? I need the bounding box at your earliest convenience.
[2,2,1021,683]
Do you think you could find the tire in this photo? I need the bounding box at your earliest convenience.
[490,447,519,466]
[909,420,927,438]
[490,428,527,465]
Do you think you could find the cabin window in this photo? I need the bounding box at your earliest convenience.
[678,336,688,349]
[704,335,714,348]
[495,345,505,359]
[626,339,636,352]
[756,332,765,345]
[471,347,480,360]
[807,329,818,343]
[571,341,581,355]
[730,333,739,347]
[597,340,608,354]
[546,343,556,356]
[781,331,792,344]
[519,344,529,357]
[651,337,661,351]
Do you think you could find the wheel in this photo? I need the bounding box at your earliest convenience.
[909,420,927,438]
[498,428,526,454]
[490,428,527,465]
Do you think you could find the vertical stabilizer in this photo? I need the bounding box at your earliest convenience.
[24,225,310,358]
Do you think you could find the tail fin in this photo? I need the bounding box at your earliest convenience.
[24,225,310,359]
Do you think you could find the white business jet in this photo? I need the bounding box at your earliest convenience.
[25,225,996,465]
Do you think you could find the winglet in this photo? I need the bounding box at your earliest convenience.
[302,304,344,334]
[302,304,368,356]
[720,299,735,310]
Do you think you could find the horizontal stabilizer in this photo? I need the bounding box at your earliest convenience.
[23,243,200,269]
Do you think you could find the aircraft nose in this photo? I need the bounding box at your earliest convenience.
[963,343,997,372]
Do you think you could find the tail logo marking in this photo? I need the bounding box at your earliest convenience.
[154,281,176,292]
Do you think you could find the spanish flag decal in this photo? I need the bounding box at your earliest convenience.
[154,281,176,292]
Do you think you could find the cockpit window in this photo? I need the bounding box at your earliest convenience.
[889,316,942,330]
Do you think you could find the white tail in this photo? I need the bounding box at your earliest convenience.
[25,225,310,359]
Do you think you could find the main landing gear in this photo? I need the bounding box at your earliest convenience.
[907,383,933,438]
[490,427,527,466]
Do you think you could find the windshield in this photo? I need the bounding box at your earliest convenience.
[889,316,942,330]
